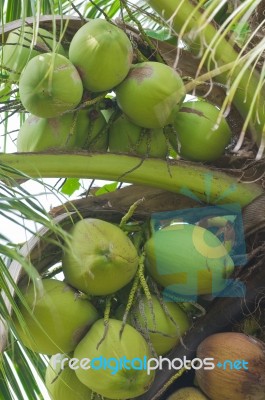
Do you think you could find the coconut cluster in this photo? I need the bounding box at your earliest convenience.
[13,217,191,400]
[2,19,232,160]
[13,212,242,399]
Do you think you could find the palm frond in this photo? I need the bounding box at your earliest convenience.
[0,164,76,399]
[0,341,49,400]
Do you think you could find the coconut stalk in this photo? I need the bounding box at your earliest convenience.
[145,0,265,158]
[0,152,263,206]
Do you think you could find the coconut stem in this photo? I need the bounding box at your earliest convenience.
[153,367,189,400]
[73,92,108,112]
[119,273,141,338]
[137,253,152,302]
[0,153,263,206]
[120,0,165,64]
[119,198,145,230]
[96,296,112,349]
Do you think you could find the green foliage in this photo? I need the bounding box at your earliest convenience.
[95,181,119,195]
[144,27,178,45]
[60,177,81,196]
[85,0,121,19]
[230,21,251,46]
[0,342,48,400]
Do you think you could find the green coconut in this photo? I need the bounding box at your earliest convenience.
[171,100,232,162]
[45,354,94,400]
[108,114,168,158]
[166,387,209,400]
[74,318,155,399]
[17,110,107,152]
[46,354,117,400]
[145,223,234,296]
[115,62,185,129]
[1,26,66,81]
[19,53,83,118]
[69,19,133,92]
[13,279,99,355]
[62,218,139,296]
[117,294,190,355]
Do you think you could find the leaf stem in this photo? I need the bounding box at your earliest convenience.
[0,152,262,206]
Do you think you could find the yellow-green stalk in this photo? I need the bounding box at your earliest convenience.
[0,152,262,206]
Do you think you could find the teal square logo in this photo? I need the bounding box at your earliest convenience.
[148,204,246,301]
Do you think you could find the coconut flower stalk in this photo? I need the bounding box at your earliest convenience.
[145,0,265,158]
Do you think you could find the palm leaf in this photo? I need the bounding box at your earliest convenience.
[0,164,73,399]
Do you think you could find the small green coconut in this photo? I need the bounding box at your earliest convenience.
[69,19,133,92]
[46,354,117,400]
[62,218,139,296]
[117,294,190,355]
[145,223,234,296]
[115,62,185,129]
[13,279,99,355]
[108,114,168,158]
[1,26,66,81]
[171,100,232,162]
[17,110,107,152]
[19,53,83,118]
[74,318,155,399]
[45,354,93,400]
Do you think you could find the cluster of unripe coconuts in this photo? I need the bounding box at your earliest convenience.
[3,17,251,400]
[2,18,232,161]
[14,216,265,400]
[13,214,239,400]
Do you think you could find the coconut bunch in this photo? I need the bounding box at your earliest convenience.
[13,206,251,398]
[12,192,244,398]
[14,18,135,153]
[13,218,191,399]
[7,19,233,160]
[12,218,145,399]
